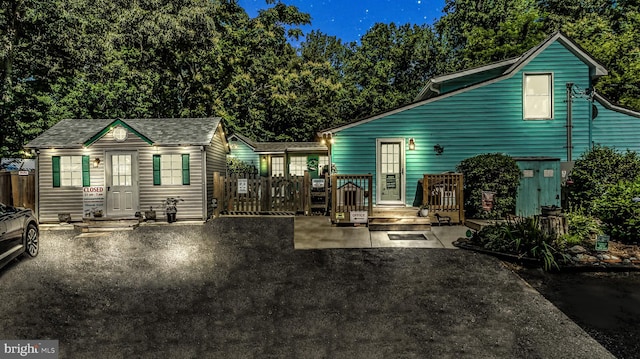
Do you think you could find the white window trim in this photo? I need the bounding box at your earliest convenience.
[60,155,83,187]
[288,156,307,177]
[161,154,184,185]
[523,72,554,120]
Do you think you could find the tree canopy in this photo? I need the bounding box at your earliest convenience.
[2,0,639,157]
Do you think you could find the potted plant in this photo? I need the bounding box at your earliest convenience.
[162,197,183,223]
[418,204,430,217]
[541,205,561,216]
[144,206,156,221]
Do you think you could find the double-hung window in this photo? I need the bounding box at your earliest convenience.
[153,154,190,185]
[524,73,553,119]
[52,155,90,187]
[289,156,307,177]
[271,157,284,176]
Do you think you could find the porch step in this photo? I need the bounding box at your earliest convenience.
[75,218,141,233]
[368,207,431,231]
[368,218,431,231]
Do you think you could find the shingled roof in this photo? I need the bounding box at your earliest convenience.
[25,118,223,148]
[228,133,327,153]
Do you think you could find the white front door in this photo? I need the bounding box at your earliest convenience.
[376,138,405,205]
[106,152,138,218]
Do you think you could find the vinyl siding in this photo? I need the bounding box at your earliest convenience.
[36,126,207,222]
[206,126,228,218]
[332,41,595,206]
[228,139,259,167]
[592,102,640,152]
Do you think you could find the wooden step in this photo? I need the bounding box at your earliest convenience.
[75,218,141,232]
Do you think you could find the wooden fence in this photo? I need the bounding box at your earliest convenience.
[213,172,308,215]
[331,174,373,223]
[0,171,36,211]
[423,173,464,224]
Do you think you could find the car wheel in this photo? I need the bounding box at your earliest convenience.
[25,223,39,257]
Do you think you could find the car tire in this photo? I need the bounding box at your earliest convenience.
[25,223,39,257]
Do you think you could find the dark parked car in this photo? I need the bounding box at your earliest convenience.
[0,202,38,270]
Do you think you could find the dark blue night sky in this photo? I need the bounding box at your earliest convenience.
[238,0,445,43]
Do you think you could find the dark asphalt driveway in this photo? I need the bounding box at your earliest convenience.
[0,218,613,358]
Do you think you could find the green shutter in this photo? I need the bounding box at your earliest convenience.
[52,156,61,187]
[82,155,90,186]
[182,154,190,185]
[153,155,161,185]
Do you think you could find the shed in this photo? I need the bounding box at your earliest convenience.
[514,157,561,217]
[25,118,228,223]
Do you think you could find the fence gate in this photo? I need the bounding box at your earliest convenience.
[422,173,464,224]
[213,172,306,215]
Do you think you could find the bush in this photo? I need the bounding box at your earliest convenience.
[456,153,521,219]
[591,179,640,244]
[471,217,569,271]
[569,146,640,209]
[560,208,602,246]
[226,157,257,175]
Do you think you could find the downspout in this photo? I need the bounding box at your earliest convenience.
[566,83,573,161]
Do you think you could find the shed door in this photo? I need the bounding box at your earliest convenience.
[106,152,138,218]
[376,139,405,205]
[516,160,560,217]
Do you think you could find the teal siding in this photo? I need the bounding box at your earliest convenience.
[440,66,511,94]
[592,102,640,152]
[228,140,259,167]
[333,41,599,206]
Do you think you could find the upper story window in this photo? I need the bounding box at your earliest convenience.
[524,73,553,119]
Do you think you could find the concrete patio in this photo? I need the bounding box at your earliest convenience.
[294,216,468,250]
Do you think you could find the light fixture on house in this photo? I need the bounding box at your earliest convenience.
[93,157,101,167]
[409,138,416,150]
[433,144,444,155]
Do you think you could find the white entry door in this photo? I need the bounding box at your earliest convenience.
[376,139,405,205]
[106,152,138,218]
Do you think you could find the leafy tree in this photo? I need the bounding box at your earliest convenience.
[456,153,522,219]
[592,178,640,244]
[568,145,640,209]
[435,0,546,71]
[343,23,440,120]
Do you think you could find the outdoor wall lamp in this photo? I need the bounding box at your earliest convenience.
[433,144,444,155]
[93,157,101,167]
[408,138,416,150]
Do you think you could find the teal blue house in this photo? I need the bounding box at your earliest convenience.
[319,32,640,216]
[228,133,328,178]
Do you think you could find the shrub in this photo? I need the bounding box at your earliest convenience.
[471,217,569,271]
[569,146,640,209]
[560,208,602,246]
[456,153,521,219]
[591,179,640,244]
[226,157,257,175]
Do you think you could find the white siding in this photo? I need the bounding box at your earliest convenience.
[205,125,228,218]
[36,126,207,222]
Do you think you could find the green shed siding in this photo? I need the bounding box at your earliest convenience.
[228,140,259,167]
[332,41,596,206]
[592,102,640,152]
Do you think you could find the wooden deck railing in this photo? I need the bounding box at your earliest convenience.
[423,173,464,224]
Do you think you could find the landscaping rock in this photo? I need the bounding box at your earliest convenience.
[568,245,587,255]
[575,253,598,262]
